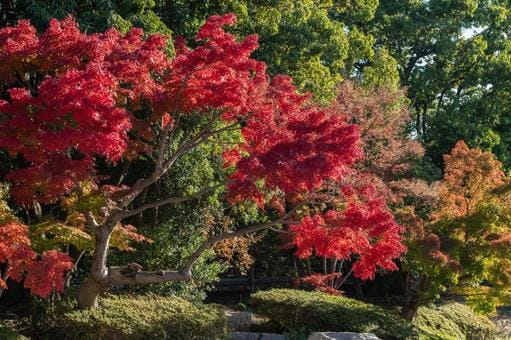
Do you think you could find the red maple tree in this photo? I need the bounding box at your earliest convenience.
[0,220,73,298]
[0,14,405,308]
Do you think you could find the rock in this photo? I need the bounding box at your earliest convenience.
[308,332,380,340]
[224,310,255,331]
[229,332,286,340]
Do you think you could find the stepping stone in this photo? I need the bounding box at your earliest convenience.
[229,332,286,340]
[308,332,380,340]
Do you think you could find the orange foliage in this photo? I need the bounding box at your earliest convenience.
[0,220,73,297]
[436,140,505,219]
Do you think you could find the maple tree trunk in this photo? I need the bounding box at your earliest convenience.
[354,278,364,299]
[77,222,192,309]
[401,274,429,321]
[76,202,302,309]
[0,263,9,298]
[401,298,420,321]
[78,225,112,309]
[78,277,104,309]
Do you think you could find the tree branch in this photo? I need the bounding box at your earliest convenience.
[86,212,100,231]
[181,203,304,274]
[108,267,191,285]
[107,203,305,286]
[114,184,223,221]
[115,112,228,211]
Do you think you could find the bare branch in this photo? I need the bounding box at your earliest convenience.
[106,203,307,286]
[64,251,86,288]
[269,227,294,234]
[181,203,306,273]
[86,211,100,230]
[115,184,223,220]
[156,122,174,170]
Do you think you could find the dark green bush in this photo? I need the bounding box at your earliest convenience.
[414,302,496,340]
[250,289,416,339]
[49,294,227,340]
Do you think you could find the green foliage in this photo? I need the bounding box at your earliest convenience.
[109,194,227,301]
[49,295,227,340]
[362,48,400,89]
[370,0,511,169]
[250,289,416,339]
[251,289,497,339]
[157,0,398,102]
[414,302,496,340]
[30,220,93,253]
[111,216,226,302]
[3,0,171,35]
[332,0,379,23]
[0,323,28,340]
[245,0,349,103]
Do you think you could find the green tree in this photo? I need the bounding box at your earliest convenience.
[371,0,511,168]
[156,0,399,102]
[0,0,170,34]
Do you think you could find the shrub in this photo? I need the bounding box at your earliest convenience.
[0,323,28,340]
[250,289,416,339]
[49,294,227,340]
[414,302,496,340]
[251,289,498,340]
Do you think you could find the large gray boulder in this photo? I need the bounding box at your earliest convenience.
[308,332,380,340]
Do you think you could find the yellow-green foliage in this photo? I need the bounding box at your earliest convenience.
[50,295,227,340]
[30,219,94,253]
[251,289,416,339]
[414,302,496,340]
[0,184,15,224]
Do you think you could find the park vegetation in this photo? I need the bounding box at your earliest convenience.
[1,0,511,338]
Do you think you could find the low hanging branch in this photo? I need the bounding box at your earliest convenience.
[108,204,304,286]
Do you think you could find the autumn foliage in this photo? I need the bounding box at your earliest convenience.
[291,190,405,281]
[0,14,406,303]
[436,140,505,218]
[0,17,170,204]
[400,141,511,315]
[429,141,511,312]
[0,189,73,297]
[285,83,419,294]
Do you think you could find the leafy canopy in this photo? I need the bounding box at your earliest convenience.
[0,14,406,298]
[411,141,511,313]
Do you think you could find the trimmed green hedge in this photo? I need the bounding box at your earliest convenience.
[251,289,497,340]
[414,302,496,340]
[251,289,416,339]
[50,294,227,340]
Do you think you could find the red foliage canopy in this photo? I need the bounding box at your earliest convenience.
[291,188,405,280]
[0,17,169,204]
[0,221,73,297]
[0,14,406,297]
